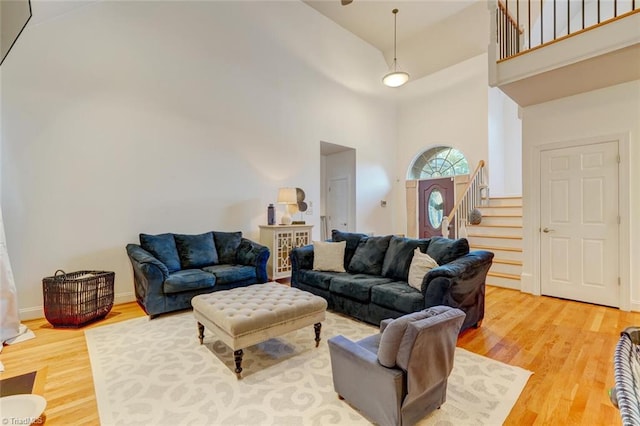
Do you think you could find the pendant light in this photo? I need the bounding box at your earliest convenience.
[382,8,409,88]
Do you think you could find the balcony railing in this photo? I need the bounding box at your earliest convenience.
[497,0,639,60]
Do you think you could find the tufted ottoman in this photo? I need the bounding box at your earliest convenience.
[192,282,327,378]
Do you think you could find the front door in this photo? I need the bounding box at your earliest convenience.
[540,141,619,307]
[419,177,454,238]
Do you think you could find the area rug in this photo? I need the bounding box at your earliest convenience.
[86,311,531,425]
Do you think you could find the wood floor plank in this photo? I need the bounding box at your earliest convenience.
[1,287,638,425]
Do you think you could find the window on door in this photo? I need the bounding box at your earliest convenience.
[408,146,469,179]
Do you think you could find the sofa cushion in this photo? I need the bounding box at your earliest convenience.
[163,269,215,294]
[313,241,346,272]
[213,231,242,264]
[371,281,424,314]
[407,249,439,290]
[202,264,255,285]
[174,232,218,269]
[331,230,368,269]
[329,274,393,303]
[298,270,346,291]
[381,236,430,282]
[348,235,392,276]
[139,233,181,273]
[426,236,470,265]
[377,309,441,368]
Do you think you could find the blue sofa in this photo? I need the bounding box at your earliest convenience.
[290,230,494,332]
[126,231,269,318]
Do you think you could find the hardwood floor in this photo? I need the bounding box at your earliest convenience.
[1,286,637,425]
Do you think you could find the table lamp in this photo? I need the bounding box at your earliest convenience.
[277,187,297,225]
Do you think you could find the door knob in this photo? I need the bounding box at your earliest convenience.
[542,227,554,233]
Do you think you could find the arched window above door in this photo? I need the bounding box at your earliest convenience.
[408,146,470,180]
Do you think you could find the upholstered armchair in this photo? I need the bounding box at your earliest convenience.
[327,306,465,426]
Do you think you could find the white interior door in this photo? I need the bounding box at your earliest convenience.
[540,141,619,307]
[328,177,349,232]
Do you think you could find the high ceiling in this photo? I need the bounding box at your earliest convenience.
[303,0,489,82]
[28,0,489,84]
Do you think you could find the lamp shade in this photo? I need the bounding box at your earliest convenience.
[277,187,297,204]
[382,70,410,88]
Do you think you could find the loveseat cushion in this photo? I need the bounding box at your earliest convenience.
[140,233,181,273]
[163,269,215,294]
[348,235,392,276]
[371,282,424,314]
[329,274,393,302]
[426,236,469,265]
[174,232,218,269]
[299,270,347,291]
[381,236,430,282]
[213,231,242,264]
[331,230,368,269]
[202,264,256,285]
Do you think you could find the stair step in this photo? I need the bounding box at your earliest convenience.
[477,215,523,226]
[470,244,523,261]
[470,244,522,252]
[487,196,522,207]
[486,272,521,290]
[493,258,522,266]
[474,206,522,216]
[490,260,523,276]
[467,235,522,249]
[466,225,522,237]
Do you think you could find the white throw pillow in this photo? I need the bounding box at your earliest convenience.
[313,241,346,272]
[407,248,439,290]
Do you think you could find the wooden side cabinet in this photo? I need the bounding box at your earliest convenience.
[259,225,313,280]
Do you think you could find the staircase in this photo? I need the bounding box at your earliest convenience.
[466,196,522,289]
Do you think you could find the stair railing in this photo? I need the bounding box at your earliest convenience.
[444,160,487,239]
[496,0,639,61]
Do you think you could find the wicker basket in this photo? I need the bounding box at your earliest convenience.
[42,270,115,327]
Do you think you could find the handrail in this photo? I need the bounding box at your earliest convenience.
[444,160,486,238]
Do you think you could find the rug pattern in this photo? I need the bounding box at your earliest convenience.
[86,311,531,425]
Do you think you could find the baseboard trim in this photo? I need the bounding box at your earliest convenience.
[19,291,137,322]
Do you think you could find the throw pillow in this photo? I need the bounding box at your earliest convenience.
[426,236,469,265]
[381,236,430,282]
[174,232,218,269]
[331,230,368,269]
[378,309,440,368]
[348,235,392,276]
[312,241,346,272]
[407,248,439,291]
[139,233,181,273]
[212,231,242,264]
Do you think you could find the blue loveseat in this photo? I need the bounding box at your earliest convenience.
[126,231,269,318]
[290,230,494,332]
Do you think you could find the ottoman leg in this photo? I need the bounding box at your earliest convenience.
[314,323,322,347]
[197,322,204,345]
[234,349,244,379]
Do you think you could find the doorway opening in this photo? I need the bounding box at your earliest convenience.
[320,142,356,240]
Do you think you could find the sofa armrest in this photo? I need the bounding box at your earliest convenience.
[126,244,169,278]
[236,238,269,283]
[290,244,314,287]
[126,244,169,316]
[290,244,314,270]
[422,250,494,331]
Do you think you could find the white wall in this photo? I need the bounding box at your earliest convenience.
[488,87,522,196]
[1,1,397,319]
[520,80,640,308]
[393,54,490,235]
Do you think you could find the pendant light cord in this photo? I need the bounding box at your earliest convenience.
[393,8,398,69]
